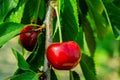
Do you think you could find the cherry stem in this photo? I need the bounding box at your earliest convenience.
[54,6,63,43]
[50,1,63,43]
[16,24,45,36]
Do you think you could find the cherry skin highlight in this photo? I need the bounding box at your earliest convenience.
[46,41,81,70]
[20,26,40,51]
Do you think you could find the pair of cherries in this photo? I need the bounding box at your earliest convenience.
[20,26,81,70]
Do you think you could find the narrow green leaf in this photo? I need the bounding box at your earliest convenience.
[80,54,97,80]
[60,0,64,13]
[21,0,44,24]
[70,71,80,80]
[50,68,58,80]
[11,71,39,80]
[86,0,109,40]
[0,0,17,23]
[0,22,24,47]
[27,33,45,71]
[82,17,96,56]
[13,0,26,11]
[12,48,30,70]
[75,27,84,50]
[4,0,26,23]
[54,0,79,41]
[77,0,88,16]
[38,0,46,21]
[21,0,37,24]
[103,2,120,40]
[82,54,96,75]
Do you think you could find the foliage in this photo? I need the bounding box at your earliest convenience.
[0,22,24,47]
[0,0,119,80]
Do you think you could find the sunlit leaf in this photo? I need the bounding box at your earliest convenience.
[4,0,26,23]
[0,22,24,47]
[0,0,17,23]
[12,48,30,70]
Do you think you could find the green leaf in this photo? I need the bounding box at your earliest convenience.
[13,0,26,11]
[113,0,120,7]
[12,48,30,70]
[21,0,38,24]
[75,27,84,50]
[0,0,17,23]
[50,68,58,80]
[38,0,46,21]
[0,22,24,47]
[27,32,45,71]
[60,0,64,13]
[14,33,45,74]
[82,54,96,75]
[103,2,120,40]
[4,0,26,23]
[80,54,97,80]
[82,17,96,56]
[21,0,45,24]
[10,71,39,80]
[77,0,88,16]
[70,71,80,80]
[55,0,79,41]
[86,0,109,40]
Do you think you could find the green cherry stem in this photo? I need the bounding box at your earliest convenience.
[54,6,63,43]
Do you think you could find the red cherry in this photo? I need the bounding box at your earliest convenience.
[46,41,81,70]
[20,26,40,51]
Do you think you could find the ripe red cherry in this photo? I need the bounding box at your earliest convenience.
[20,26,40,51]
[46,41,81,70]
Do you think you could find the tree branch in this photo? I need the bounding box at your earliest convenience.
[43,1,54,80]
